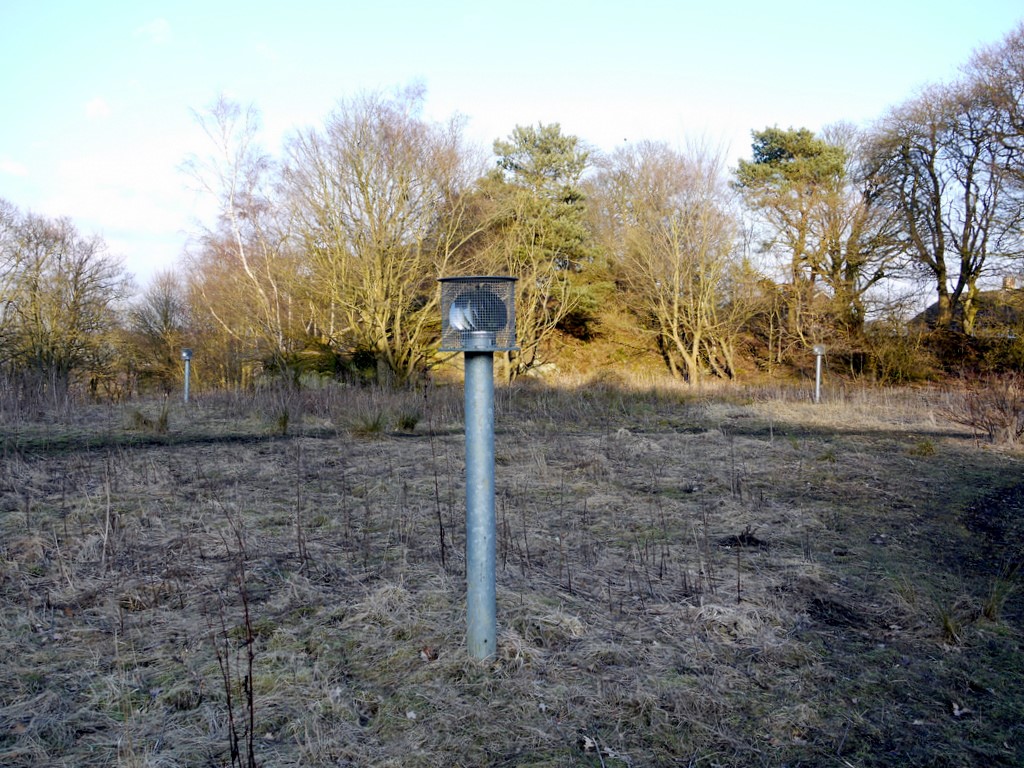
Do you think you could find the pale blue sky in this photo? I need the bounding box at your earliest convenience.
[1,0,1022,286]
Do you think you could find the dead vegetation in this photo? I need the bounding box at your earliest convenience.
[0,379,1022,766]
[940,372,1024,445]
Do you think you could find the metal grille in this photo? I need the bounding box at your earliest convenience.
[439,276,518,352]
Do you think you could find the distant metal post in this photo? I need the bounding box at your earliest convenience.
[439,276,517,660]
[812,345,825,404]
[181,348,193,403]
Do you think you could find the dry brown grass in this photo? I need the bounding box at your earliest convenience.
[1,377,1022,766]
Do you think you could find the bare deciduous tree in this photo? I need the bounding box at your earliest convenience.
[866,73,1024,335]
[0,201,130,401]
[282,86,480,384]
[967,22,1024,188]
[184,96,300,379]
[593,142,749,381]
[125,270,191,393]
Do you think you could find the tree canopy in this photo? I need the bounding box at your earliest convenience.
[5,24,1024,402]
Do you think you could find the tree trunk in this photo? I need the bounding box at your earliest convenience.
[934,291,953,330]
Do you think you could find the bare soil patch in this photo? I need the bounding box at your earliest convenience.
[1,382,1022,766]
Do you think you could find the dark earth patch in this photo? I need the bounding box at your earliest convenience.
[963,481,1024,573]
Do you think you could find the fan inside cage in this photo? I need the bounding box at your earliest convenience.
[439,276,518,352]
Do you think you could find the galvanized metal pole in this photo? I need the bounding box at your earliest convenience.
[183,358,191,404]
[814,353,822,404]
[463,343,496,659]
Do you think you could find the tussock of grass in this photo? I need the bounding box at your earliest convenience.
[0,379,1022,766]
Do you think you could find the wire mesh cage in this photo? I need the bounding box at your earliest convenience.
[439,276,518,352]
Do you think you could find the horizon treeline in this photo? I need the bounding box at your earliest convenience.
[1,23,1023,404]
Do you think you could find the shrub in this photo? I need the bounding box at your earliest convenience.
[396,411,420,433]
[863,325,938,384]
[940,373,1024,444]
[129,402,170,434]
[351,409,387,437]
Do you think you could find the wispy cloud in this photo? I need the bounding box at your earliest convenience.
[133,18,171,45]
[85,97,111,120]
[0,157,28,177]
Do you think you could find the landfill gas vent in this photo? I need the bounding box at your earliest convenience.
[439,276,518,352]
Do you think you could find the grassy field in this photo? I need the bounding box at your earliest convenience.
[0,378,1022,767]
